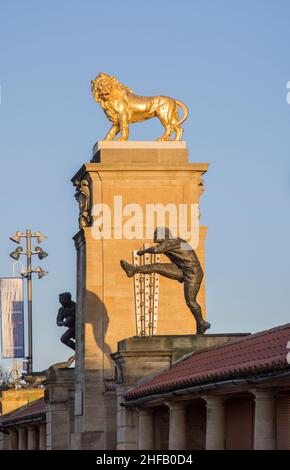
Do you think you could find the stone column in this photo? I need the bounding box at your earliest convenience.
[138,409,154,450]
[203,396,225,450]
[71,143,209,451]
[18,427,28,450]
[251,389,276,450]
[116,386,138,450]
[27,426,39,450]
[9,428,18,450]
[0,430,9,450]
[166,402,187,450]
[44,367,75,450]
[39,423,46,450]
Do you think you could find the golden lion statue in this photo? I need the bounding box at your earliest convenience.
[91,73,188,141]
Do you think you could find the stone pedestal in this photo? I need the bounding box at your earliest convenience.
[71,142,209,449]
[44,366,75,450]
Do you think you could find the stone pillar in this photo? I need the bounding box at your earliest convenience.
[18,427,28,450]
[167,402,187,450]
[28,426,39,450]
[203,396,225,450]
[137,409,154,450]
[71,142,209,449]
[251,389,276,450]
[116,386,138,450]
[9,428,18,450]
[44,366,75,450]
[39,423,46,450]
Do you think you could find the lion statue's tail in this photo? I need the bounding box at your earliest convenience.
[172,99,189,129]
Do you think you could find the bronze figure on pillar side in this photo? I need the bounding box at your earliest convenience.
[57,292,76,351]
[74,179,91,229]
[120,227,210,335]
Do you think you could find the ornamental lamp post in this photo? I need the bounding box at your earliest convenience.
[9,229,48,374]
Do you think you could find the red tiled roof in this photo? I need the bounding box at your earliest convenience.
[125,324,290,401]
[0,398,45,426]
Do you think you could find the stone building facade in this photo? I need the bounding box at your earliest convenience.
[0,398,46,450]
[0,367,74,450]
[118,323,290,450]
[1,323,290,450]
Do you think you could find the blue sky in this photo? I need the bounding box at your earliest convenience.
[0,0,290,370]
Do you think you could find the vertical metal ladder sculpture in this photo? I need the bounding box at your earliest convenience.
[132,245,160,336]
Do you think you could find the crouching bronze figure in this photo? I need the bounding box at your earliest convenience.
[57,292,76,351]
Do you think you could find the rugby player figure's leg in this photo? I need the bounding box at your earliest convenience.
[120,260,183,282]
[183,281,211,334]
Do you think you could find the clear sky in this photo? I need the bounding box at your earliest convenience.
[0,0,290,371]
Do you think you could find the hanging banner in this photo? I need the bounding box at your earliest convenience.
[0,278,24,358]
